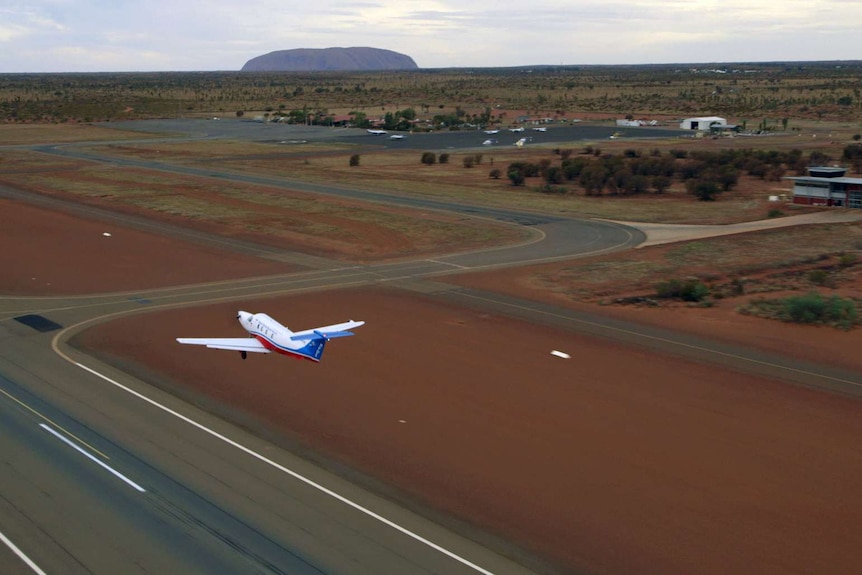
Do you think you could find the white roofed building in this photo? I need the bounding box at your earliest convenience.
[680,116,727,130]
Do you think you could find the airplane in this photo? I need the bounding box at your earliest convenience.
[177,311,365,362]
[482,138,498,145]
[532,127,547,132]
[366,129,388,135]
[484,129,499,135]
[509,127,525,133]
[514,137,528,147]
[389,134,405,140]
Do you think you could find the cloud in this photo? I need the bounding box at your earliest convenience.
[1,0,861,71]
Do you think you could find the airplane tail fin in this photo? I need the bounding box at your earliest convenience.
[295,336,326,362]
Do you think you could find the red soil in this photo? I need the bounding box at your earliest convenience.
[0,198,294,295]
[77,289,862,575]
[448,248,862,376]
[7,198,862,574]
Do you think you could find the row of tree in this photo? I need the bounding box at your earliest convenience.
[498,146,859,201]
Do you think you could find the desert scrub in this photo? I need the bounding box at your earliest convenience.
[739,292,860,330]
[655,278,710,302]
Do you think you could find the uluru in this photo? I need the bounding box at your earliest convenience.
[240,47,418,72]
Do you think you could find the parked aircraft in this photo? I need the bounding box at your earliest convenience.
[177,311,365,362]
[484,129,499,135]
[389,134,405,140]
[509,127,525,133]
[532,127,547,132]
[367,129,388,135]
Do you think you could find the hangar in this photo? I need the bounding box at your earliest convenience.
[679,116,727,130]
[786,167,862,208]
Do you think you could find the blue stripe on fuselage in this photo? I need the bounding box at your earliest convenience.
[250,330,323,362]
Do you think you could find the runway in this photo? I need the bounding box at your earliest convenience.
[0,320,542,574]
[1,133,644,574]
[3,122,861,574]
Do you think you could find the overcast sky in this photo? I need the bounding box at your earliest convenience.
[2,0,860,73]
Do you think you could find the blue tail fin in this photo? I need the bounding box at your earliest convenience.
[296,337,326,362]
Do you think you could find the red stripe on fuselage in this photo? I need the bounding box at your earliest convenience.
[254,335,320,362]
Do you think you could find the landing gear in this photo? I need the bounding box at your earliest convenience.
[240,350,247,360]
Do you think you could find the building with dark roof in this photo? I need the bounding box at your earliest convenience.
[786,167,862,208]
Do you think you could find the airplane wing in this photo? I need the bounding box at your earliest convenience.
[176,337,270,353]
[290,320,365,341]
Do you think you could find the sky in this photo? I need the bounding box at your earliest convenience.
[1,0,861,73]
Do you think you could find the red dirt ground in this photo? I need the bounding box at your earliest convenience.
[448,247,862,376]
[77,289,862,575]
[0,198,294,295]
[7,198,862,574]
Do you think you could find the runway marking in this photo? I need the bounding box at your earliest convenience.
[426,259,468,269]
[0,529,48,575]
[457,292,862,390]
[0,387,109,459]
[40,424,145,493]
[70,361,497,575]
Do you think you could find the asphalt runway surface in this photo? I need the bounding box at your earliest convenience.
[3,122,860,574]
[104,117,683,151]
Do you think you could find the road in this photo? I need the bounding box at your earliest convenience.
[2,122,861,574]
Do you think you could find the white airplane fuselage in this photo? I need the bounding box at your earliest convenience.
[238,311,326,362]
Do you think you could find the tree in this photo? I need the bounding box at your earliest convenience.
[652,175,672,194]
[578,162,607,195]
[421,152,436,165]
[489,168,502,179]
[690,180,721,201]
[235,110,244,117]
[349,154,360,167]
[545,166,564,185]
[715,165,740,191]
[350,111,370,128]
[508,171,525,186]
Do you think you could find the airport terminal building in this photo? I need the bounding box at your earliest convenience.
[786,167,862,208]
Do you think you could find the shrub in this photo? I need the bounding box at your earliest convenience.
[783,293,857,329]
[767,209,784,218]
[489,168,502,179]
[652,175,672,194]
[463,155,475,168]
[544,166,564,185]
[508,170,525,186]
[439,152,450,164]
[655,278,710,302]
[421,152,436,165]
[808,269,828,286]
[839,253,857,268]
[508,161,540,177]
[349,154,360,167]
